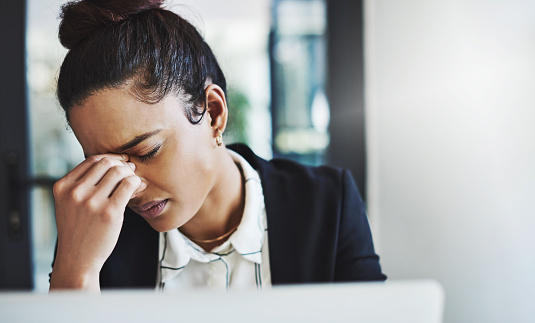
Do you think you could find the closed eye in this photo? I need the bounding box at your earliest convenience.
[137,143,162,163]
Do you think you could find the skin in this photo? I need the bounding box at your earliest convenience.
[49,84,245,291]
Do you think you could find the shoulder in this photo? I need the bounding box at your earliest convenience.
[227,146,379,283]
[228,143,347,192]
[228,144,364,221]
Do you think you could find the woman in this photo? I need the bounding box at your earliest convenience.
[49,0,386,292]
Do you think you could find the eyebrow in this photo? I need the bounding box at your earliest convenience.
[116,129,162,153]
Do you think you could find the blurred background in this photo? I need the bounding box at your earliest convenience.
[0,0,534,322]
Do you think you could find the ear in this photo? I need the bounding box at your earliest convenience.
[205,84,228,135]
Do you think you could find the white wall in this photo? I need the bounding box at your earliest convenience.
[365,1,535,322]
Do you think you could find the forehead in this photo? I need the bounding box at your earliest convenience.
[68,88,181,155]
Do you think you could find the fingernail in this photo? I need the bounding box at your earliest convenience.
[127,162,136,171]
[121,153,129,161]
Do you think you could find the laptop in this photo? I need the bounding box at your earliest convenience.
[0,279,444,322]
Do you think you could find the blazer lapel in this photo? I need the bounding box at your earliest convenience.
[228,144,299,284]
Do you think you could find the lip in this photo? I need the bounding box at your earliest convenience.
[130,199,168,219]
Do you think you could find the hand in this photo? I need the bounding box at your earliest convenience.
[49,154,141,291]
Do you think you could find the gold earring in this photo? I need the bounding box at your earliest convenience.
[216,129,223,146]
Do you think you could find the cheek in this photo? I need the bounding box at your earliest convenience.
[152,133,215,197]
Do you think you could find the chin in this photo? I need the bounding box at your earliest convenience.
[144,212,189,233]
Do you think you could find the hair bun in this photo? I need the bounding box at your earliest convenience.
[59,0,164,50]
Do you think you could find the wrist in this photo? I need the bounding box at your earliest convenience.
[49,262,100,292]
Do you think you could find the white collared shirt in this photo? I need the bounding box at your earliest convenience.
[157,150,271,291]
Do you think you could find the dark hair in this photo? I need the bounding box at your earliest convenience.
[57,0,226,124]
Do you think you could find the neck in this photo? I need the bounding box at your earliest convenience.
[178,148,245,251]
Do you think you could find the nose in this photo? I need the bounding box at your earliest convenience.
[126,160,148,198]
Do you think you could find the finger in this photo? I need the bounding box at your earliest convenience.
[63,153,129,183]
[77,157,134,187]
[109,175,142,209]
[131,178,147,199]
[92,164,136,200]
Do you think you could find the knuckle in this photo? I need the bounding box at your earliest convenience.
[109,165,130,177]
[53,179,65,196]
[83,197,100,212]
[100,207,118,223]
[99,157,117,168]
[70,186,85,203]
[107,165,121,176]
[85,155,100,164]
[123,176,140,187]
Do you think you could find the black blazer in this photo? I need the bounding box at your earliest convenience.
[97,144,386,288]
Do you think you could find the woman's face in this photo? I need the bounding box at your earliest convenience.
[68,86,218,232]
